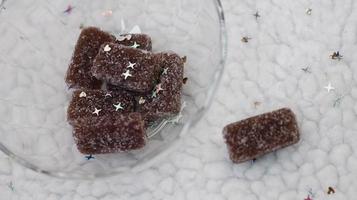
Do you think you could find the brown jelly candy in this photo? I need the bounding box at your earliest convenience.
[67,90,135,125]
[91,43,160,93]
[65,27,153,89]
[65,27,115,89]
[73,112,146,154]
[222,108,300,163]
[138,52,185,123]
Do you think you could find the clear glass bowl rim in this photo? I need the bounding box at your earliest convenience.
[0,0,228,179]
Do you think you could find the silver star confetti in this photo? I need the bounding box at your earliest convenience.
[333,94,344,107]
[324,82,335,93]
[302,67,311,73]
[138,97,146,104]
[162,68,168,75]
[92,108,102,116]
[126,62,136,69]
[122,70,133,80]
[104,44,111,52]
[155,84,164,94]
[306,8,312,15]
[113,103,124,111]
[131,42,140,48]
[253,11,260,20]
[8,182,14,192]
[79,91,87,98]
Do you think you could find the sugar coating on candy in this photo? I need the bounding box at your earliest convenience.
[138,52,185,123]
[67,90,135,125]
[91,43,161,93]
[73,113,146,154]
[116,34,152,51]
[65,27,116,89]
[222,108,300,164]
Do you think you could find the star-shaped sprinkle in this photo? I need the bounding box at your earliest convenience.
[302,67,311,73]
[155,84,164,94]
[306,8,312,15]
[162,68,169,75]
[330,51,343,60]
[253,11,261,20]
[241,36,252,43]
[131,42,140,48]
[138,97,146,104]
[101,10,113,17]
[92,108,102,116]
[104,92,112,98]
[324,82,335,93]
[63,5,74,14]
[126,62,136,69]
[85,154,95,160]
[327,187,335,195]
[113,103,124,111]
[122,70,133,80]
[253,101,261,108]
[304,195,312,200]
[333,95,344,107]
[8,182,14,191]
[79,91,87,98]
[104,44,111,52]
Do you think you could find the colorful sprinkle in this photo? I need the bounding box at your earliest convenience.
[241,37,251,43]
[85,154,95,160]
[63,5,74,14]
[327,186,335,195]
[302,67,311,73]
[330,51,343,60]
[306,8,312,15]
[253,11,261,20]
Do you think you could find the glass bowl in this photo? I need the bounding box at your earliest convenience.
[0,0,227,179]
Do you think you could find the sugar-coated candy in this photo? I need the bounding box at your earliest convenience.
[92,43,161,93]
[65,27,115,89]
[65,27,153,89]
[138,52,185,123]
[73,113,146,154]
[222,108,300,163]
[67,90,135,125]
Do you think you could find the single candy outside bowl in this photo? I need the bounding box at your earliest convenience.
[0,0,227,179]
